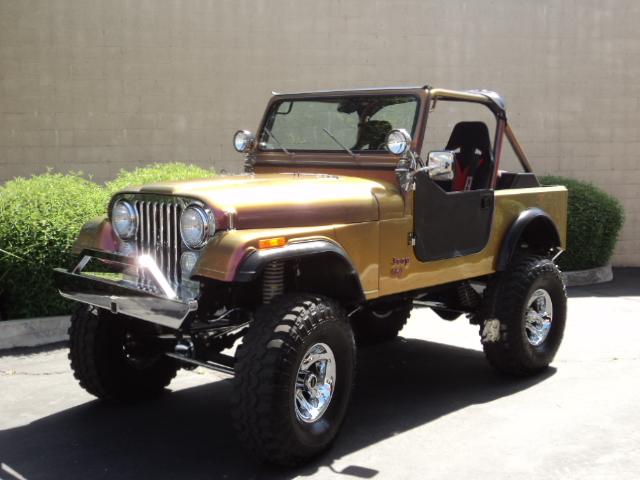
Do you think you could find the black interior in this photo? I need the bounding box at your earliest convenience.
[354,120,392,150]
[444,121,494,191]
[496,172,541,189]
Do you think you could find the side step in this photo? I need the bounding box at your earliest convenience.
[165,351,235,376]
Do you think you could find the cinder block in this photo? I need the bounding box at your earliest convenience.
[0,0,639,265]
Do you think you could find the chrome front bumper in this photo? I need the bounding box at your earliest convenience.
[54,249,197,330]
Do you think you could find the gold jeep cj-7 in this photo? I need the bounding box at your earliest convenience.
[55,86,568,465]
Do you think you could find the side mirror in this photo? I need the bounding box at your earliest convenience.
[426,151,454,181]
[233,130,255,153]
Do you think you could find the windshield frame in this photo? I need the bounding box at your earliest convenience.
[257,93,422,155]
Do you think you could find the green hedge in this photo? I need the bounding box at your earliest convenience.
[106,163,215,194]
[0,163,216,320]
[540,176,624,271]
[0,173,108,319]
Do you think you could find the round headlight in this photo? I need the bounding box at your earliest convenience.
[385,129,412,156]
[233,130,255,153]
[112,200,137,240]
[180,205,213,249]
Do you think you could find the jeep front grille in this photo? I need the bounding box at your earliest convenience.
[133,199,183,290]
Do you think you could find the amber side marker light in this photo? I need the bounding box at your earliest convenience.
[258,237,287,249]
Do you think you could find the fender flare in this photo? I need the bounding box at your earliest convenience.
[496,208,561,271]
[234,239,365,302]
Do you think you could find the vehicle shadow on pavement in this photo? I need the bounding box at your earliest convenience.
[0,338,554,480]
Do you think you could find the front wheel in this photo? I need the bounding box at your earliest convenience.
[68,305,178,401]
[479,256,567,375]
[231,294,355,465]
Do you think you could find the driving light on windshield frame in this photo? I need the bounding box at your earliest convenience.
[233,130,256,153]
[385,129,412,156]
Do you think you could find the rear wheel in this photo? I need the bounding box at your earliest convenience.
[479,256,567,375]
[351,303,412,344]
[231,294,355,465]
[68,305,178,401]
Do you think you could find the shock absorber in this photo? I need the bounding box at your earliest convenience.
[262,260,284,304]
[457,280,480,310]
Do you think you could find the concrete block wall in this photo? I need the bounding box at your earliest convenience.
[0,0,638,265]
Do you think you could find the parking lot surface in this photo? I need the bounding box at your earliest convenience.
[1,270,639,480]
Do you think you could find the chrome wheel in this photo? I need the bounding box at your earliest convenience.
[525,288,553,346]
[294,342,336,423]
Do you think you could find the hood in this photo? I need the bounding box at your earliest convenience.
[130,173,401,229]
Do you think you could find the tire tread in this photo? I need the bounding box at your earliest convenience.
[231,294,354,465]
[480,256,567,375]
[68,305,178,401]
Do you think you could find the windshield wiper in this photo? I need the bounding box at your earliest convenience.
[262,127,291,155]
[322,128,356,159]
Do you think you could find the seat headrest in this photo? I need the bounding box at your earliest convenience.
[445,121,492,158]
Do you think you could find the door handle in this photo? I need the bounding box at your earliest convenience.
[480,194,492,209]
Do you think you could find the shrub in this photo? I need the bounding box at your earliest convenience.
[540,175,624,271]
[0,163,217,320]
[106,162,215,194]
[0,173,108,319]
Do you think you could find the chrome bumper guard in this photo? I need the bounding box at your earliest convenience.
[54,249,197,330]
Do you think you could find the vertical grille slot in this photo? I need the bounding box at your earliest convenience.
[133,197,182,293]
[174,202,181,284]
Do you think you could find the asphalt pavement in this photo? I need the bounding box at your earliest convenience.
[1,269,639,480]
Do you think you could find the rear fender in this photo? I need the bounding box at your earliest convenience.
[496,208,561,270]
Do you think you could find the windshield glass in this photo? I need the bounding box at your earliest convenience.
[259,95,419,153]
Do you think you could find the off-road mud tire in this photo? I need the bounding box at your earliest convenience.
[479,256,567,375]
[68,305,178,401]
[231,294,355,465]
[351,303,412,345]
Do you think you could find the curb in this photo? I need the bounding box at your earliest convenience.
[562,264,613,287]
[0,315,70,351]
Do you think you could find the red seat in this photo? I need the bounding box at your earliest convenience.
[445,122,493,191]
[452,156,485,191]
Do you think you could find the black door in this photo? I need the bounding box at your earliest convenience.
[413,171,495,262]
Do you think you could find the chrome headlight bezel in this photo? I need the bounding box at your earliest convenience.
[180,204,215,249]
[385,128,412,156]
[112,200,138,240]
[233,130,255,153]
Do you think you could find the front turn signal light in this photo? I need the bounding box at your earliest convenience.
[258,237,287,249]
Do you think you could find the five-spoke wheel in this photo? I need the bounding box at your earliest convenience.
[295,342,336,423]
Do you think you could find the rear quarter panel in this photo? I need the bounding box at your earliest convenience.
[376,186,567,297]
